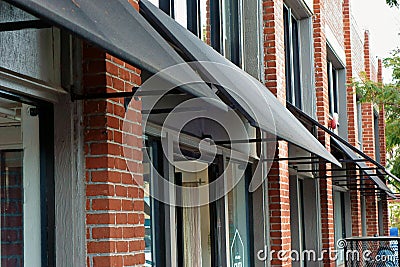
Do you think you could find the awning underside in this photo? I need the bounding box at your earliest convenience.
[331,137,393,198]
[288,104,398,198]
[3,0,217,101]
[139,0,341,167]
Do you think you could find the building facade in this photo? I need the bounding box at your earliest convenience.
[0,0,395,267]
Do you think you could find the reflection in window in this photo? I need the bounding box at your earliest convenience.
[175,157,212,266]
[222,0,242,67]
[143,141,153,266]
[174,0,187,28]
[1,150,23,267]
[284,6,302,109]
[226,159,250,267]
[327,61,339,115]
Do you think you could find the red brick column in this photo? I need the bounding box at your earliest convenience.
[377,59,390,236]
[313,0,335,265]
[82,37,144,267]
[362,30,379,236]
[263,0,291,266]
[343,0,363,237]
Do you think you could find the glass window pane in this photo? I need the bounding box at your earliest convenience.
[333,69,339,113]
[174,0,187,29]
[143,142,153,266]
[291,18,302,109]
[1,151,23,267]
[226,159,250,267]
[200,0,208,43]
[148,0,159,8]
[223,0,242,66]
[283,7,293,104]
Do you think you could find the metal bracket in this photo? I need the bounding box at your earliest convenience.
[71,90,139,101]
[0,20,51,32]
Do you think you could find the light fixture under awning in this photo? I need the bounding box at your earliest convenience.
[5,0,217,100]
[140,0,341,167]
[331,137,393,194]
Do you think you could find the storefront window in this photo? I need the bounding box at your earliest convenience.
[143,144,153,266]
[226,159,251,267]
[0,97,43,267]
[1,150,23,266]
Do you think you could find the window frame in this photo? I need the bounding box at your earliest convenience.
[283,5,303,109]
[327,61,339,116]
[144,127,255,266]
[0,90,55,267]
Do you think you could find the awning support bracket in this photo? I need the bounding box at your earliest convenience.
[0,20,51,31]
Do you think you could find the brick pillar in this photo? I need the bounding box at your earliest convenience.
[362,30,379,236]
[343,0,363,237]
[263,1,291,266]
[377,59,390,236]
[314,0,335,265]
[82,42,144,267]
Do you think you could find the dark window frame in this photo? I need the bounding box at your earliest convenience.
[144,136,167,267]
[155,0,243,67]
[327,61,339,115]
[0,90,55,267]
[283,6,302,109]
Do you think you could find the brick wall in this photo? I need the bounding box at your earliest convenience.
[343,0,363,237]
[325,0,344,49]
[82,2,144,264]
[83,44,144,267]
[1,151,23,267]
[351,19,364,79]
[313,0,335,265]
[362,30,379,236]
[263,0,292,266]
[377,59,390,236]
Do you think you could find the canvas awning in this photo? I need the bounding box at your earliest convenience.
[3,0,217,100]
[139,0,341,167]
[287,103,397,198]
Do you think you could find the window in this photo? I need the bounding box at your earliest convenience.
[226,159,252,267]
[334,191,347,266]
[143,137,166,266]
[357,101,363,148]
[283,6,302,109]
[151,0,243,67]
[327,61,339,115]
[374,111,381,163]
[0,96,54,267]
[145,131,254,266]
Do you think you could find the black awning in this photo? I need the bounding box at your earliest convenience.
[330,138,392,192]
[139,0,341,167]
[287,103,397,197]
[5,0,216,99]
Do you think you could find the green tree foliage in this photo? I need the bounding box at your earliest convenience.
[352,49,400,185]
[389,202,400,229]
[387,0,400,7]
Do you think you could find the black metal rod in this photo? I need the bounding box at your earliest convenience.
[0,20,50,31]
[214,138,279,145]
[263,156,320,162]
[296,167,378,173]
[339,158,370,163]
[333,178,370,182]
[288,161,321,165]
[287,103,398,181]
[71,90,139,101]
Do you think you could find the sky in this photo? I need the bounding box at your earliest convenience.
[351,0,400,83]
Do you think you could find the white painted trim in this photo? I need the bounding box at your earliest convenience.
[54,98,86,266]
[0,66,67,103]
[22,104,41,267]
[325,25,346,67]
